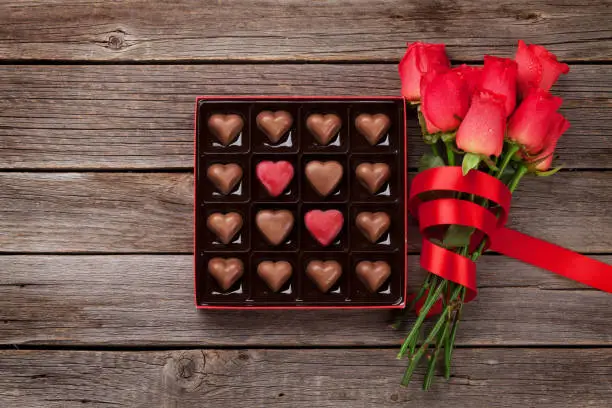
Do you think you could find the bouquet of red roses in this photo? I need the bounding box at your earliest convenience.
[395,40,571,389]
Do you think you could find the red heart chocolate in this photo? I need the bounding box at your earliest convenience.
[304,209,344,247]
[206,212,243,244]
[257,261,293,292]
[256,160,294,197]
[256,110,293,143]
[208,257,244,291]
[305,160,343,197]
[355,113,391,145]
[355,261,391,293]
[306,260,343,293]
[306,113,342,145]
[208,114,244,146]
[355,162,390,194]
[206,163,243,195]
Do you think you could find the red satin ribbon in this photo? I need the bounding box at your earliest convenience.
[409,167,612,304]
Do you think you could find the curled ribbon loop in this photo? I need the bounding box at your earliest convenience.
[410,167,612,305]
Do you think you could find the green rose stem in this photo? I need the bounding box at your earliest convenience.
[398,141,529,390]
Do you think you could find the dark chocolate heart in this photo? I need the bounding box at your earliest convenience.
[355,162,390,194]
[255,210,294,246]
[208,114,244,146]
[208,257,244,291]
[305,160,343,197]
[355,212,390,243]
[206,163,243,195]
[256,110,293,143]
[306,114,342,145]
[257,261,293,292]
[355,261,391,293]
[206,212,243,244]
[355,113,391,145]
[306,260,343,293]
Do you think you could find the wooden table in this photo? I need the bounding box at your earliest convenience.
[0,1,610,406]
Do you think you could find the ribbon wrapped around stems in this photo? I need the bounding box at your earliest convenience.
[409,166,612,302]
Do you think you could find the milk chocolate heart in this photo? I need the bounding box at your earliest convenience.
[257,261,293,292]
[355,261,391,293]
[355,162,390,194]
[207,163,243,195]
[305,160,343,197]
[256,210,294,246]
[208,257,244,291]
[206,212,243,244]
[256,161,294,197]
[355,212,391,243]
[306,113,342,145]
[256,110,293,143]
[306,260,342,293]
[208,114,244,146]
[304,209,344,246]
[355,113,391,145]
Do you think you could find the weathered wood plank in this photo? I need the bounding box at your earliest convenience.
[1,255,610,346]
[0,0,610,62]
[0,64,609,169]
[0,348,610,407]
[0,171,609,253]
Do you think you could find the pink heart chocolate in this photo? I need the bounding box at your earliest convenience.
[304,210,344,246]
[256,161,294,197]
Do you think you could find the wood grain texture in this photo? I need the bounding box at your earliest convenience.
[1,255,610,346]
[0,348,610,407]
[0,0,610,62]
[0,171,609,253]
[0,64,609,169]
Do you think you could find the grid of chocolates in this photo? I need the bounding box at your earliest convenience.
[195,98,405,307]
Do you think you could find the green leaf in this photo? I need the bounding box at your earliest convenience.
[418,153,446,172]
[535,165,562,177]
[442,225,475,248]
[462,153,481,175]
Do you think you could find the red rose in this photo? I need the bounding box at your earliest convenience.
[456,89,506,156]
[533,113,570,171]
[452,64,482,98]
[398,42,450,101]
[420,69,470,133]
[515,40,570,96]
[507,88,563,154]
[480,56,518,116]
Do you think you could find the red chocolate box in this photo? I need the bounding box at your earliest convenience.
[194,96,407,309]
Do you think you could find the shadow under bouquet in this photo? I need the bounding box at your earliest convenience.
[395,40,580,389]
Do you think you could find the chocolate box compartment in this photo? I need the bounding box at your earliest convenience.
[199,154,250,203]
[300,154,349,203]
[199,204,250,251]
[300,203,349,251]
[197,252,251,304]
[349,154,401,202]
[349,251,404,305]
[349,203,403,251]
[250,203,300,251]
[300,103,350,153]
[250,252,299,301]
[251,102,300,153]
[350,102,402,153]
[300,251,349,302]
[251,154,300,202]
[198,101,251,153]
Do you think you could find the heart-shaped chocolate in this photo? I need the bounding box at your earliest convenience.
[304,209,344,247]
[208,257,244,291]
[256,160,294,197]
[305,160,343,197]
[257,261,293,292]
[206,212,243,244]
[208,114,244,146]
[256,210,295,246]
[355,261,391,293]
[355,212,390,243]
[306,113,342,145]
[207,163,243,195]
[306,260,342,293]
[256,110,293,144]
[355,162,390,194]
[355,113,391,145]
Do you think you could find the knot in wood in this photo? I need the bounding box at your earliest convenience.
[162,350,206,392]
[107,30,125,50]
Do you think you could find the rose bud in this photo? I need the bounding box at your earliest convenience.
[456,89,506,157]
[479,56,518,117]
[452,64,483,98]
[420,69,470,133]
[507,88,563,154]
[533,113,570,171]
[398,42,450,101]
[515,40,570,96]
